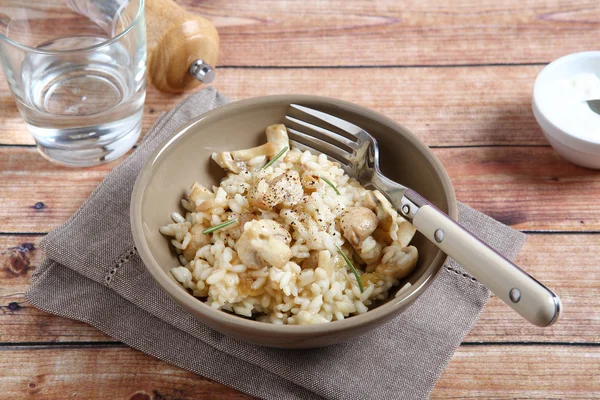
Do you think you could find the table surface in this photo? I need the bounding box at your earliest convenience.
[2,0,599,398]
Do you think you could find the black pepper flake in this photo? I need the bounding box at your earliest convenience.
[7,302,21,311]
[33,202,45,210]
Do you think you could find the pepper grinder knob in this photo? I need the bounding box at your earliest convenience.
[189,59,215,84]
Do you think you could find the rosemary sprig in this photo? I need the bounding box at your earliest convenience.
[319,176,340,195]
[262,146,289,170]
[202,219,238,234]
[335,244,364,293]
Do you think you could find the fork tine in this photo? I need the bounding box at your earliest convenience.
[285,115,357,153]
[290,104,373,142]
[287,128,351,166]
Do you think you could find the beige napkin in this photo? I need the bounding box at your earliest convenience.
[27,87,525,400]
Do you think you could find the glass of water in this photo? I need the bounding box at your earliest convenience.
[0,0,146,166]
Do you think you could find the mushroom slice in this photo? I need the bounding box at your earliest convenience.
[362,191,379,212]
[340,207,379,247]
[182,223,211,261]
[269,170,303,207]
[236,220,292,269]
[264,124,290,154]
[301,250,320,270]
[211,124,290,173]
[212,152,246,174]
[395,219,417,248]
[248,170,303,210]
[227,213,259,241]
[301,174,319,194]
[339,207,383,265]
[187,182,216,211]
[372,191,397,233]
[374,244,418,280]
[356,237,383,265]
[369,190,416,246]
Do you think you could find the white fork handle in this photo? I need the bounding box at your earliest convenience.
[401,191,561,327]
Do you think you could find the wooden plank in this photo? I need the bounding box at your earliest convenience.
[1,65,548,146]
[0,346,254,399]
[433,345,600,398]
[0,148,117,233]
[2,234,597,343]
[0,298,112,343]
[197,0,598,67]
[441,146,600,230]
[1,146,599,233]
[0,345,597,398]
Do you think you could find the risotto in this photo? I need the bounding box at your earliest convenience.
[160,124,418,325]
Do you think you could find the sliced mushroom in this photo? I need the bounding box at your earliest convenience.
[226,212,259,241]
[248,170,303,210]
[212,152,245,174]
[374,244,418,280]
[301,173,319,194]
[187,182,216,211]
[182,223,211,261]
[212,124,290,173]
[356,237,383,265]
[269,170,303,207]
[301,250,320,269]
[372,191,397,233]
[339,207,384,265]
[360,271,386,287]
[340,207,379,247]
[264,124,289,154]
[395,220,417,248]
[236,219,292,269]
[362,191,378,212]
[369,190,416,246]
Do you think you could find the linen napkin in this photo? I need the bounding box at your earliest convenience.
[27,87,525,400]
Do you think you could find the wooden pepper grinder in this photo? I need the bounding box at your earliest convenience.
[145,0,219,93]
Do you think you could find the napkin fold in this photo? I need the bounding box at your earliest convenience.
[27,87,525,400]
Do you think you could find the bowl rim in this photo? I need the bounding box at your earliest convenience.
[131,94,458,335]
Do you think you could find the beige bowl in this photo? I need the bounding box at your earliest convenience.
[131,95,457,348]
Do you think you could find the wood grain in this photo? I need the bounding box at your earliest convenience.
[0,65,553,146]
[0,346,254,399]
[1,146,599,233]
[196,0,599,67]
[434,345,600,398]
[0,345,597,399]
[1,234,597,343]
[1,0,598,397]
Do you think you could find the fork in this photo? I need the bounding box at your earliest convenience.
[285,104,561,327]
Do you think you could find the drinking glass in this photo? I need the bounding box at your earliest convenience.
[0,0,146,166]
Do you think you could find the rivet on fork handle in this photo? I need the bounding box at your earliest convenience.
[400,189,426,221]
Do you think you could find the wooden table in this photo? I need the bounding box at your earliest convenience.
[2,1,599,398]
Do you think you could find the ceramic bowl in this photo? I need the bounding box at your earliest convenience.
[131,95,457,348]
[532,51,600,169]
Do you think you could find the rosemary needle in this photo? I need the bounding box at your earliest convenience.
[336,244,364,293]
[262,146,289,170]
[202,219,238,234]
[319,176,340,195]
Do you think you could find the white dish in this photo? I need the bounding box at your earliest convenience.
[532,51,600,169]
